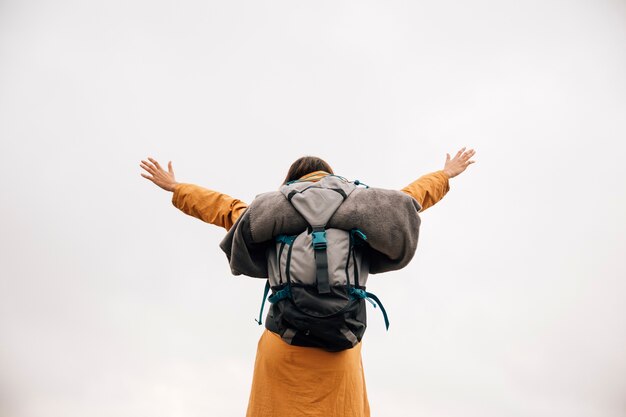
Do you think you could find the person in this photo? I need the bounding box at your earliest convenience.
[139,149,476,417]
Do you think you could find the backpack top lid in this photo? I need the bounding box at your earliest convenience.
[279,175,357,228]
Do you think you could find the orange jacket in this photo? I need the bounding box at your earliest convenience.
[170,170,450,417]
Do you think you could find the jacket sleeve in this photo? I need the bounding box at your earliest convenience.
[171,183,248,231]
[401,170,450,212]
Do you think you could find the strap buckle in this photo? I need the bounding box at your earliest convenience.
[311,230,327,250]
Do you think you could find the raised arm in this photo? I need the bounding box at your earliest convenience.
[140,157,248,231]
[401,170,450,212]
[401,148,476,211]
[172,184,247,230]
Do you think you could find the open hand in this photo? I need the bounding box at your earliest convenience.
[443,148,476,178]
[140,157,178,192]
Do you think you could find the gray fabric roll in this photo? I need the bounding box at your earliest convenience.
[219,180,422,278]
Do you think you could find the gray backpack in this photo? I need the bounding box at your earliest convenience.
[255,175,389,352]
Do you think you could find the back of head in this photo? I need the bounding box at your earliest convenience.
[283,156,334,184]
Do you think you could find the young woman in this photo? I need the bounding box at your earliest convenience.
[140,149,476,417]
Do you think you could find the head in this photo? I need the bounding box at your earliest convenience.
[283,156,334,185]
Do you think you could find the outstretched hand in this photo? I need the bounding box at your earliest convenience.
[443,148,476,178]
[140,157,178,192]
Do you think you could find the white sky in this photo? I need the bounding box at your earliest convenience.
[1,0,625,416]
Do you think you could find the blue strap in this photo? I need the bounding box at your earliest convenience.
[349,288,390,330]
[353,229,367,241]
[255,280,271,325]
[255,235,296,325]
[350,228,367,246]
[349,288,375,307]
[268,286,291,303]
[256,281,293,325]
[364,291,390,330]
[312,228,331,294]
[276,235,296,245]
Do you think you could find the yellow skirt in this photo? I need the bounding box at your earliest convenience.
[246,329,370,417]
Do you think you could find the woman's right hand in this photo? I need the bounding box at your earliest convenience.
[140,157,178,192]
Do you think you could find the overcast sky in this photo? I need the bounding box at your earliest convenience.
[1,1,625,416]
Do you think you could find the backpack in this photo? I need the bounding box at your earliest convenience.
[255,175,389,352]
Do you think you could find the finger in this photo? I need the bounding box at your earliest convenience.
[141,159,156,169]
[455,147,466,159]
[446,153,450,162]
[148,157,163,171]
[463,160,475,167]
[168,161,174,174]
[140,173,154,181]
[140,162,155,174]
[462,149,476,161]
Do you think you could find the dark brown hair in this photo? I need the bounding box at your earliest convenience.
[283,156,334,184]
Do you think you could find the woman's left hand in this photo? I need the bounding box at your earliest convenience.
[443,148,476,178]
